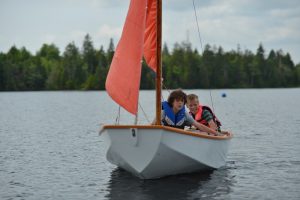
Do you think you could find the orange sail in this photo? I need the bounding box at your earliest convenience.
[105,0,157,115]
[144,0,157,72]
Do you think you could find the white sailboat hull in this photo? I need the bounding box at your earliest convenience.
[101,125,232,179]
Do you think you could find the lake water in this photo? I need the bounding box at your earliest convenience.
[0,89,300,200]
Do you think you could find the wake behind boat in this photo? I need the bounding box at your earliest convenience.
[100,0,233,179]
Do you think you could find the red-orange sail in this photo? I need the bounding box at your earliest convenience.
[144,0,157,72]
[105,0,157,115]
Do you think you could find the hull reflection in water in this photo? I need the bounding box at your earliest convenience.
[105,167,233,200]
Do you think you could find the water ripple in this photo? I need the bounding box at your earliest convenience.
[1,90,300,199]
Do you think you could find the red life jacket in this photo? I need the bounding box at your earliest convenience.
[192,105,222,128]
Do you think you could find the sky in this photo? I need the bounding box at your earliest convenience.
[0,0,300,64]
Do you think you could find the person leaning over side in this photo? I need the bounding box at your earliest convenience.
[186,93,222,132]
[152,89,219,136]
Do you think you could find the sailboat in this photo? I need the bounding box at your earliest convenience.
[100,0,232,179]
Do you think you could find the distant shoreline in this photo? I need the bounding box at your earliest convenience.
[1,36,299,91]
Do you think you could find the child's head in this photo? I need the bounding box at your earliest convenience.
[167,89,187,107]
[187,94,200,115]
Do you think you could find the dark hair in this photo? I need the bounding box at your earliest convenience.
[167,89,187,106]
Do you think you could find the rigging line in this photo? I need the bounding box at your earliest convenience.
[192,0,215,113]
[162,82,171,94]
[139,102,151,124]
[115,106,121,125]
[162,81,171,102]
[192,0,204,54]
[209,88,215,113]
[134,112,138,125]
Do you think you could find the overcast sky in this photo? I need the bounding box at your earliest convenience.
[1,0,299,63]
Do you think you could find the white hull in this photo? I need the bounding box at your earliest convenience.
[101,125,232,179]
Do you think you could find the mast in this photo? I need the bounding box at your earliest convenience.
[155,0,162,125]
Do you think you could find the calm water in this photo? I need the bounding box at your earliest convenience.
[0,89,300,200]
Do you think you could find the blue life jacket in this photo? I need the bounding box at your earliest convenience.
[162,101,186,129]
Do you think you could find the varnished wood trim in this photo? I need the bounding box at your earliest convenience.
[155,0,162,125]
[102,125,233,140]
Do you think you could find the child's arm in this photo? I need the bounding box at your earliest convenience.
[208,120,218,131]
[192,121,218,135]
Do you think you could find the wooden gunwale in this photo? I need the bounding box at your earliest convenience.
[102,125,233,140]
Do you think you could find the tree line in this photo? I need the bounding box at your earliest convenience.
[0,34,299,91]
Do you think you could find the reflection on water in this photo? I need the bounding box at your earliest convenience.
[105,165,234,200]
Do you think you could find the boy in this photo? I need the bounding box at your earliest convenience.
[186,94,221,132]
[154,89,219,135]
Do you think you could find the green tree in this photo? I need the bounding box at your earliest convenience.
[0,53,6,90]
[35,44,61,90]
[107,38,115,66]
[82,34,97,74]
[62,42,85,89]
[253,43,265,87]
[1,37,299,90]
[295,63,300,86]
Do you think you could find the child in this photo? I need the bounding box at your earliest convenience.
[186,94,221,132]
[155,89,219,135]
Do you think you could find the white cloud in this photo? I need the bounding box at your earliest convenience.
[70,30,88,41]
[88,0,130,8]
[96,24,122,38]
[41,34,57,44]
[0,0,299,63]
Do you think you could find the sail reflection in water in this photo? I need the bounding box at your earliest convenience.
[104,167,234,200]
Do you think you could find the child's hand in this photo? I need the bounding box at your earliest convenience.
[221,131,230,136]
